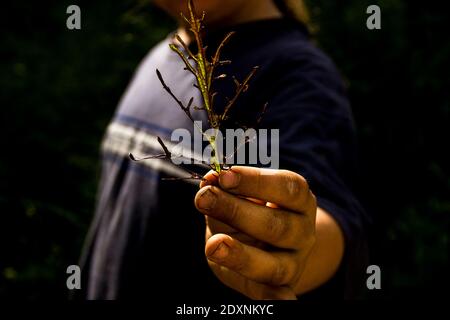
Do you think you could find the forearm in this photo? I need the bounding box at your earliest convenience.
[294,207,345,295]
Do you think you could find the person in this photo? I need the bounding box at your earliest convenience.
[78,0,369,300]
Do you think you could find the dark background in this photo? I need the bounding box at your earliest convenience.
[1,0,448,299]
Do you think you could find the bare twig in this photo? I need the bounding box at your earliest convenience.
[137,0,266,177]
[156,69,195,123]
[221,67,259,121]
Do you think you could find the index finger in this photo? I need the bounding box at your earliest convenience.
[217,166,316,214]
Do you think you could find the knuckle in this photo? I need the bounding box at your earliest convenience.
[300,191,317,221]
[291,220,304,247]
[307,230,317,249]
[302,228,317,253]
[266,212,290,244]
[297,215,316,247]
[282,171,308,199]
[270,260,288,285]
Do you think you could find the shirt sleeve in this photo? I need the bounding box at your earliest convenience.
[261,50,370,298]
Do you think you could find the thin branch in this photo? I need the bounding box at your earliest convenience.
[180,12,190,25]
[156,69,195,122]
[224,132,257,162]
[169,44,197,76]
[208,31,235,88]
[129,137,207,181]
[129,136,171,162]
[256,102,269,126]
[174,34,197,62]
[157,136,171,158]
[128,153,167,161]
[218,60,232,66]
[221,66,259,121]
[149,0,266,176]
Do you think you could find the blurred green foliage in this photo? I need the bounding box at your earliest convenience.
[0,0,448,299]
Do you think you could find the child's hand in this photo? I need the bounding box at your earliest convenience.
[195,166,318,300]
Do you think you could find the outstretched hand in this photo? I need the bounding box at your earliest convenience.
[194,166,318,300]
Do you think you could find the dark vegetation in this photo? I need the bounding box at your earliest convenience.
[0,0,448,299]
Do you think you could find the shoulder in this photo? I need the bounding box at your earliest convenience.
[132,34,174,81]
[255,28,351,120]
[268,28,346,95]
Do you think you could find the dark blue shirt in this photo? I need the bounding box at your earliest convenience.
[80,18,369,300]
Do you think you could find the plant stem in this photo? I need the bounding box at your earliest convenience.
[209,129,221,173]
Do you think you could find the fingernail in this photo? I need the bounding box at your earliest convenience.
[209,242,229,260]
[219,170,240,189]
[196,188,217,210]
